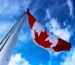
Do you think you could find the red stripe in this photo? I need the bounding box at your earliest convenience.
[53,38,71,52]
[26,11,36,29]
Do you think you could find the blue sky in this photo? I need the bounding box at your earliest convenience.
[0,0,75,65]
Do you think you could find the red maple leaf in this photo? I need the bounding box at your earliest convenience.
[34,30,52,48]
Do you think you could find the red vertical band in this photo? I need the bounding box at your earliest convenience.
[26,11,36,29]
[53,38,71,52]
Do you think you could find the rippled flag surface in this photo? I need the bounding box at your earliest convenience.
[26,10,71,52]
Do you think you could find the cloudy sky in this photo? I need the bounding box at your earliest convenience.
[0,0,75,65]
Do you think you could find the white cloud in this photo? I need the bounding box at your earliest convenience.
[0,0,19,15]
[45,9,51,19]
[8,53,30,65]
[0,22,14,41]
[45,9,73,57]
[67,0,74,18]
[18,30,31,43]
[45,18,72,41]
[0,0,30,16]
[48,51,61,57]
[61,49,75,65]
[0,22,14,33]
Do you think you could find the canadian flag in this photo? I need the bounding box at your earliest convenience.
[26,10,71,52]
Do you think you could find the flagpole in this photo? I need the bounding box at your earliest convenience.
[0,11,26,65]
[0,12,26,51]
